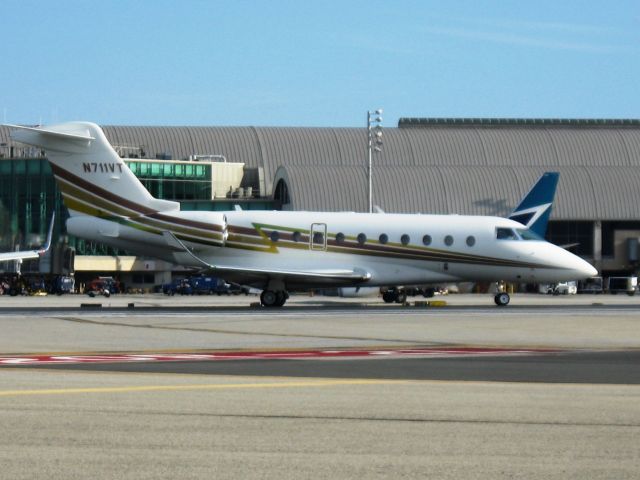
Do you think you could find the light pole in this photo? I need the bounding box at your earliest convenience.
[367,109,383,213]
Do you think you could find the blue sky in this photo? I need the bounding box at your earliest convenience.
[2,1,639,126]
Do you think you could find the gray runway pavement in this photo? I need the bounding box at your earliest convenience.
[1,369,639,480]
[1,294,640,479]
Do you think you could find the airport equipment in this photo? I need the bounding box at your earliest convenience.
[577,276,603,294]
[606,276,637,296]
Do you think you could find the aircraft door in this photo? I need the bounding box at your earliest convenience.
[310,223,327,251]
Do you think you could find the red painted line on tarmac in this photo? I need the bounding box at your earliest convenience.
[0,347,561,366]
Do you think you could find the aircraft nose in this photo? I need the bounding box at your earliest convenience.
[573,256,598,279]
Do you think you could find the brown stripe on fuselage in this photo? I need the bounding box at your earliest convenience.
[52,164,224,233]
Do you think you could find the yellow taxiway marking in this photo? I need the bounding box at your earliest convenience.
[0,378,405,397]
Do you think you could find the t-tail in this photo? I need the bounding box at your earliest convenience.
[508,172,559,237]
[7,122,179,219]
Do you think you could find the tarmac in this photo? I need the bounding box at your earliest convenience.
[1,293,639,479]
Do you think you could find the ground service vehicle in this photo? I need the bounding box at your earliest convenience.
[577,276,603,294]
[606,276,637,296]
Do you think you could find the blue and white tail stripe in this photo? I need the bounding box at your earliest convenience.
[508,172,559,237]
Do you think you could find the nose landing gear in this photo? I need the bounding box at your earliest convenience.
[494,292,510,306]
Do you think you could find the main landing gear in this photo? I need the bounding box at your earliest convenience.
[260,289,289,307]
[382,288,407,304]
[494,292,510,306]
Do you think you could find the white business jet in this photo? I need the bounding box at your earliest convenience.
[8,122,596,306]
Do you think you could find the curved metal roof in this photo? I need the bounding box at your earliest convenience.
[2,121,640,220]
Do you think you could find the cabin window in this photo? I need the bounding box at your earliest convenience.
[422,234,432,246]
[496,228,518,240]
[292,231,302,242]
[335,232,345,244]
[401,234,410,246]
[379,233,388,244]
[357,233,367,245]
[270,231,279,242]
[516,229,543,241]
[444,235,454,246]
[466,235,476,247]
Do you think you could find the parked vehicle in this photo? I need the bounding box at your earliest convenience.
[606,276,637,296]
[380,286,447,303]
[226,283,251,295]
[577,276,603,294]
[190,276,228,295]
[52,276,75,295]
[553,281,577,295]
[86,276,119,297]
[162,276,249,295]
[162,278,193,295]
[538,283,555,295]
[539,281,577,295]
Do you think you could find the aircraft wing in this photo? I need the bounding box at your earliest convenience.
[204,264,371,289]
[210,264,371,281]
[0,250,42,262]
[0,213,55,264]
[161,231,371,287]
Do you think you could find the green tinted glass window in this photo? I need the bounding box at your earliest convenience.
[27,160,41,175]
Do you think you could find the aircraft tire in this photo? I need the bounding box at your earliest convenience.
[260,289,283,307]
[395,290,407,304]
[382,290,397,303]
[494,292,510,306]
[275,291,288,307]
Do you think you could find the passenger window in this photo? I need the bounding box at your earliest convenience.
[270,231,279,242]
[313,232,324,245]
[401,234,410,246]
[444,235,454,246]
[292,231,301,242]
[379,233,388,244]
[335,232,345,244]
[496,228,518,240]
[357,233,367,245]
[422,234,432,246]
[466,236,476,247]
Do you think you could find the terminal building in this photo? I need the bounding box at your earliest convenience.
[2,118,640,290]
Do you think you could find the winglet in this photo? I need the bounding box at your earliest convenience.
[508,172,559,237]
[38,212,56,255]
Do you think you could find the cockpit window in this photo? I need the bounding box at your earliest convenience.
[496,228,519,240]
[516,228,543,241]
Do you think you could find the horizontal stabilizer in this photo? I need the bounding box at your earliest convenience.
[6,124,95,153]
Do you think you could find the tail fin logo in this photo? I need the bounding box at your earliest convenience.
[509,202,552,230]
[508,172,559,237]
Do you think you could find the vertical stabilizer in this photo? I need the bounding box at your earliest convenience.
[508,172,559,237]
[8,122,179,218]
